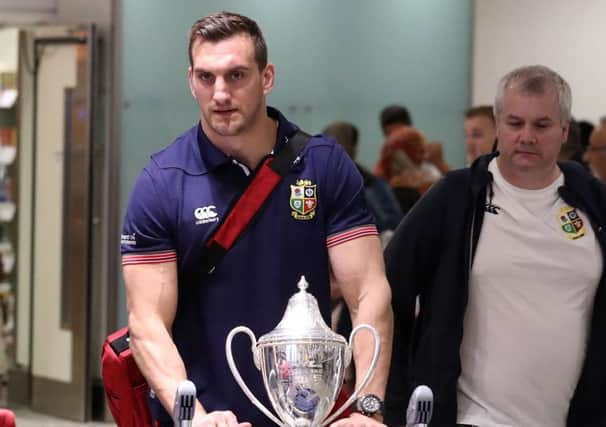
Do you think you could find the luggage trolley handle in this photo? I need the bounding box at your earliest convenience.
[173,380,197,427]
[405,385,433,427]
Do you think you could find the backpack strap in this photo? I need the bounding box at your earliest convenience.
[201,130,311,274]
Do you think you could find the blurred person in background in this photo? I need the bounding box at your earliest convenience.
[323,121,402,243]
[379,104,413,137]
[584,126,606,181]
[375,126,441,189]
[577,119,595,150]
[464,105,496,165]
[558,118,588,169]
[374,126,442,213]
[380,103,450,173]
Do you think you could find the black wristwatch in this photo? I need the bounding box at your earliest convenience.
[352,394,383,416]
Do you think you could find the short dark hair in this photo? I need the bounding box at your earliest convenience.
[578,120,595,150]
[465,105,495,124]
[559,118,581,160]
[188,11,268,70]
[380,105,412,132]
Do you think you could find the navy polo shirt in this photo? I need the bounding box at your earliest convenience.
[121,107,377,425]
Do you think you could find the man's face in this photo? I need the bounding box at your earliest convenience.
[496,88,569,183]
[583,129,606,180]
[188,34,274,138]
[464,115,496,164]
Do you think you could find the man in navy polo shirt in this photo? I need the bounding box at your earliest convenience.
[121,11,393,427]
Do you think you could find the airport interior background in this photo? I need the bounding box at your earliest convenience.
[0,0,605,424]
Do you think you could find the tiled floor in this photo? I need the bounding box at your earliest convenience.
[10,406,114,426]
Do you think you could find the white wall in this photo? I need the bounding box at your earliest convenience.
[472,0,606,124]
[0,28,19,72]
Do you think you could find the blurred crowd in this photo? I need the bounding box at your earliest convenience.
[323,105,606,246]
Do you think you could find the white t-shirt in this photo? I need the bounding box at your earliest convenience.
[457,159,602,427]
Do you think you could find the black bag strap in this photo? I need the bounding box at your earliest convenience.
[201,130,311,274]
[108,329,130,355]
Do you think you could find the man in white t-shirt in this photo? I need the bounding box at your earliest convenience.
[384,65,606,427]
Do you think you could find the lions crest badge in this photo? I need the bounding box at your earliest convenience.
[558,206,585,240]
[290,179,317,220]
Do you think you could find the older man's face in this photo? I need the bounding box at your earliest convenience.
[496,87,568,188]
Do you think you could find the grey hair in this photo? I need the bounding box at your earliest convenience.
[494,65,572,124]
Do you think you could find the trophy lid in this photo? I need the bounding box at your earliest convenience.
[257,276,347,346]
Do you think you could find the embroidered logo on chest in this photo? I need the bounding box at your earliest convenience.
[484,202,501,215]
[558,206,585,240]
[194,205,219,225]
[290,179,317,220]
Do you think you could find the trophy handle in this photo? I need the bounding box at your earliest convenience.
[322,323,381,426]
[225,326,284,426]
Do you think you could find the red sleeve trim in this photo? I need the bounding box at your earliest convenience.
[326,225,378,248]
[121,250,177,266]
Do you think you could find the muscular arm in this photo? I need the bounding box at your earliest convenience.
[124,261,206,418]
[328,235,393,400]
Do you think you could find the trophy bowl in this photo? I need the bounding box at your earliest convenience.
[258,338,346,426]
[226,276,380,427]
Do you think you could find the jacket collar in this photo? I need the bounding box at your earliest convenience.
[470,153,604,225]
[469,151,499,198]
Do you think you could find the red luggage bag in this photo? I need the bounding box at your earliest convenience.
[0,409,15,427]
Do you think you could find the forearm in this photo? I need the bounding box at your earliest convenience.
[129,314,206,417]
[328,235,394,402]
[123,261,206,418]
[350,284,393,398]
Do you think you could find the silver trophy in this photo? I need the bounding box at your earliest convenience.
[226,275,380,427]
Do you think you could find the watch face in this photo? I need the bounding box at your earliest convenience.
[360,394,382,414]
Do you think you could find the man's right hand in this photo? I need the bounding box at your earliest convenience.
[193,410,251,427]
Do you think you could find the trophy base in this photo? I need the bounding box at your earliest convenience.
[293,418,312,427]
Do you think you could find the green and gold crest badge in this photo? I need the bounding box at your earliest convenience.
[558,206,585,240]
[290,179,317,220]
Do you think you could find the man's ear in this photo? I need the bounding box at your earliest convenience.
[495,116,505,139]
[262,63,275,96]
[491,138,498,152]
